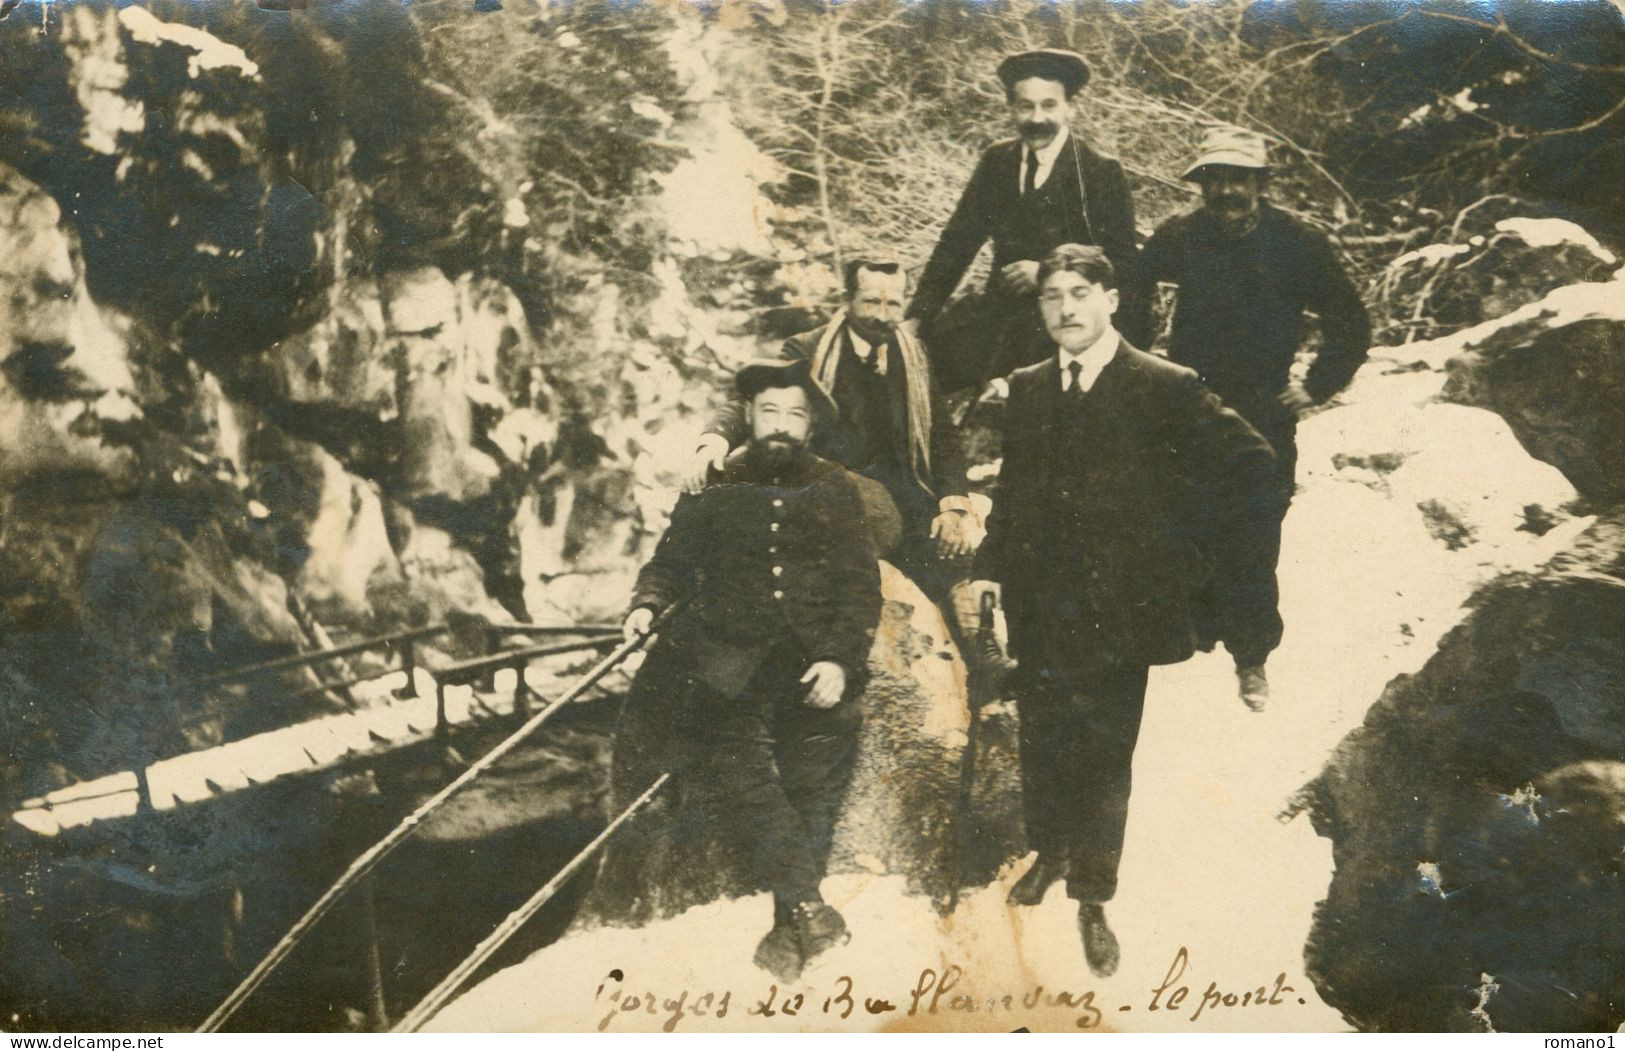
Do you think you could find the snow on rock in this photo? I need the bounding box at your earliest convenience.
[117,7,260,80]
[1302,509,1625,1032]
[1494,217,1617,264]
[1441,279,1625,504]
[1377,200,1621,337]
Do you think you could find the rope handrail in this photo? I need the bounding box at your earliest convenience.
[391,773,673,1033]
[195,602,684,1033]
[430,632,623,686]
[192,621,620,687]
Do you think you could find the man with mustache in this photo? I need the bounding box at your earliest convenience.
[621,358,882,982]
[1121,127,1372,710]
[904,49,1146,393]
[971,244,1276,976]
[683,256,1002,693]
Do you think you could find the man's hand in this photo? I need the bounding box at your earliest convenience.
[678,434,730,494]
[622,607,655,644]
[1276,381,1314,418]
[999,260,1041,296]
[930,510,982,559]
[801,661,848,709]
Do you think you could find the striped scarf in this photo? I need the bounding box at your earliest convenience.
[808,310,935,495]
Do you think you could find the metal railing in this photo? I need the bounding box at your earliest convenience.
[196,603,683,1033]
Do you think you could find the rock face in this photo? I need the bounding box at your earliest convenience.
[579,565,1012,926]
[1302,511,1625,1032]
[1442,302,1625,505]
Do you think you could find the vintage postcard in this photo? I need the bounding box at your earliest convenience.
[1,0,1622,1035]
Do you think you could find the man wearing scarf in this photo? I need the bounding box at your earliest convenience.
[686,255,995,685]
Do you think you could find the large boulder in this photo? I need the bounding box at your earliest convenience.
[1301,510,1625,1032]
[1377,197,1619,339]
[1441,292,1625,505]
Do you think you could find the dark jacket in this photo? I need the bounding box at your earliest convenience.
[630,447,882,693]
[974,340,1276,672]
[907,135,1142,327]
[1122,202,1371,415]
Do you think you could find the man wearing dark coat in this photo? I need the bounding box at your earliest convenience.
[684,256,995,683]
[972,244,1276,977]
[904,49,1147,392]
[622,358,882,983]
[1120,127,1372,709]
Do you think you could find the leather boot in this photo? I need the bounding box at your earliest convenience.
[793,901,850,969]
[1237,664,1269,712]
[1078,902,1120,978]
[754,905,804,983]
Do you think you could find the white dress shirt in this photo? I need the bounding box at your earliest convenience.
[1019,127,1071,194]
[1058,327,1119,393]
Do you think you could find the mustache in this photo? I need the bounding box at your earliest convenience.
[1019,120,1058,138]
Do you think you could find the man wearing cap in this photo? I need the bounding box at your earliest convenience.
[971,244,1276,977]
[905,48,1145,392]
[620,357,882,983]
[682,255,999,688]
[1121,127,1372,710]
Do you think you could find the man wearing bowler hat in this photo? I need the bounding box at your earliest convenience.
[618,357,882,984]
[905,48,1146,393]
[1122,127,1372,710]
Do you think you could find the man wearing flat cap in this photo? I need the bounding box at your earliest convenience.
[1121,126,1372,710]
[906,48,1146,393]
[618,357,882,983]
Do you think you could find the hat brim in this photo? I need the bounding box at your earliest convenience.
[735,359,838,425]
[997,50,1090,97]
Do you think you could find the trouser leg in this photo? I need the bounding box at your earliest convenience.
[1014,664,1150,903]
[685,653,861,913]
[773,691,864,908]
[1219,405,1293,667]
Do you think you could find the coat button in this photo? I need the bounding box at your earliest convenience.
[770,522,780,532]
[773,498,784,508]
[772,566,783,576]
[773,590,785,600]
[769,545,778,554]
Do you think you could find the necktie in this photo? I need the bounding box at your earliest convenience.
[1024,148,1039,195]
[1068,360,1084,396]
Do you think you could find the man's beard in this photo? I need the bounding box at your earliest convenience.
[747,433,808,472]
[1019,120,1058,142]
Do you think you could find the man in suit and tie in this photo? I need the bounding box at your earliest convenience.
[970,244,1276,976]
[905,49,1146,392]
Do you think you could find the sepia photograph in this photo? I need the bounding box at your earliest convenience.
[1,0,1623,1034]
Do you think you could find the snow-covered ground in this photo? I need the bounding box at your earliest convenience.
[427,329,1595,1033]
